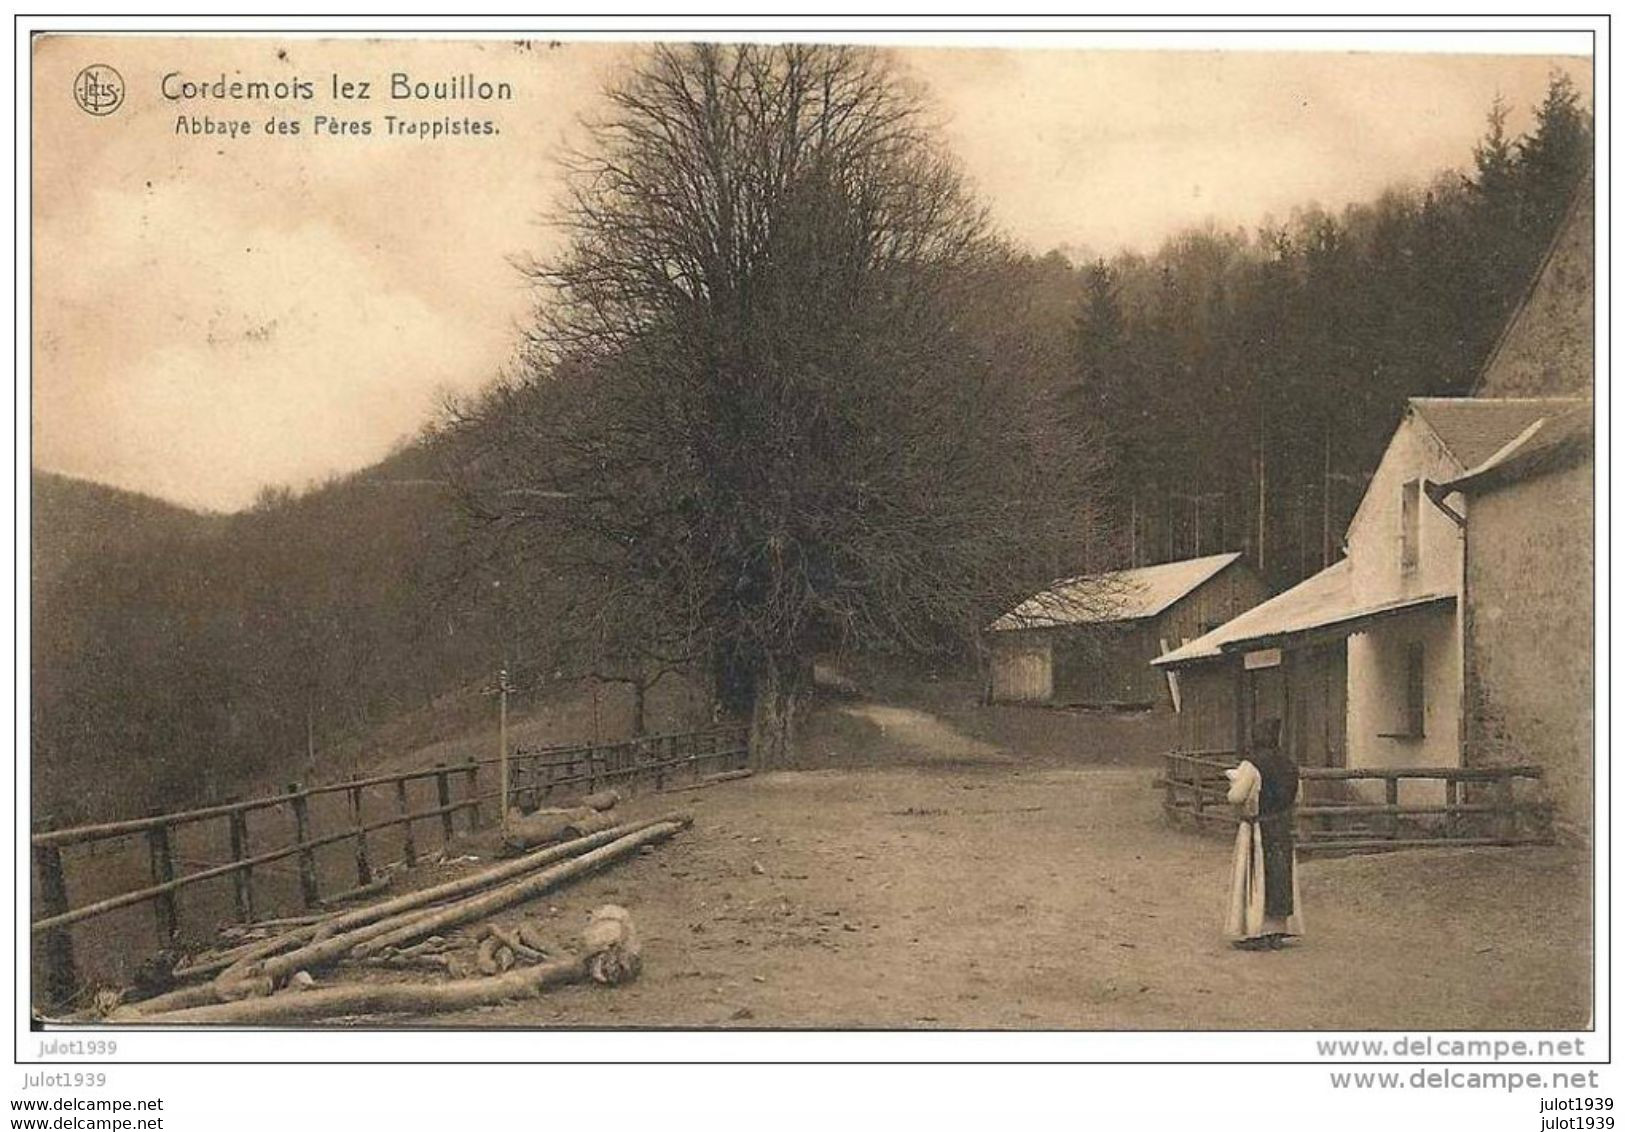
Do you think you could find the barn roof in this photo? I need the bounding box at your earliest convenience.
[1151,559,1454,667]
[989,552,1242,631]
[1410,397,1588,470]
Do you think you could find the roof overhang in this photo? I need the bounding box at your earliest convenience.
[1152,588,1455,668]
[1217,592,1456,656]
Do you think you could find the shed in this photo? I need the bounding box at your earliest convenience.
[987,553,1267,708]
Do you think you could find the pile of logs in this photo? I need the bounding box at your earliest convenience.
[103,808,689,1026]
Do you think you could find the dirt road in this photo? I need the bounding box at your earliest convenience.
[415,759,1589,1030]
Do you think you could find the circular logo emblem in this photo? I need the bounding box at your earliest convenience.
[73,65,124,116]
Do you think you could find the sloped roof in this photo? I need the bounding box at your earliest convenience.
[1151,559,1454,667]
[990,552,1243,631]
[1473,170,1593,398]
[1410,397,1588,470]
[1439,401,1593,494]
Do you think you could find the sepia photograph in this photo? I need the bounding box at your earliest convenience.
[22,19,1600,1059]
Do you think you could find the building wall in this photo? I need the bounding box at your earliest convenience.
[1283,642,1347,770]
[1346,412,1465,608]
[1345,611,1461,803]
[1462,457,1593,840]
[1053,623,1159,706]
[1172,662,1236,752]
[988,630,1052,703]
[1154,564,1270,654]
[1344,412,1467,798]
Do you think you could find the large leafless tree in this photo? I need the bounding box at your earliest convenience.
[449,44,1108,761]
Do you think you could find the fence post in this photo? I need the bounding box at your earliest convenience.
[226,801,255,924]
[32,820,77,1008]
[463,757,481,831]
[145,816,179,947]
[435,764,455,846]
[348,786,373,887]
[1495,775,1517,841]
[395,778,417,868]
[287,783,321,908]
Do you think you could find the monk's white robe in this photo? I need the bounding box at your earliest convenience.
[1224,759,1305,942]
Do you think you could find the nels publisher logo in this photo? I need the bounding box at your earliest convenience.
[73,64,124,116]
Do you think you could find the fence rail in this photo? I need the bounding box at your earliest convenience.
[1157,749,1555,853]
[30,725,749,1005]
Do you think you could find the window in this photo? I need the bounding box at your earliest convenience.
[1400,478,1421,574]
[1402,641,1426,737]
[1379,641,1426,739]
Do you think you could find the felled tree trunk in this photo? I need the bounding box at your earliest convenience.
[217,815,686,997]
[663,769,753,794]
[352,820,687,959]
[500,808,619,855]
[140,906,643,1026]
[153,962,588,1024]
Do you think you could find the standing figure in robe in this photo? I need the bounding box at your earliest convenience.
[1224,717,1305,949]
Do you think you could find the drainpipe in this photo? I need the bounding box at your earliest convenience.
[1423,480,1469,768]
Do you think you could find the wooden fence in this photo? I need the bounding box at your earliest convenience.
[30,726,749,1006]
[1158,749,1555,853]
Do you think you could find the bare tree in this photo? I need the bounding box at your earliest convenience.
[448,44,1109,762]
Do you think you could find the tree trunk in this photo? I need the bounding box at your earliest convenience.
[748,655,808,769]
[630,678,647,738]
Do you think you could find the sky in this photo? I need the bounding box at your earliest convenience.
[31,36,1588,512]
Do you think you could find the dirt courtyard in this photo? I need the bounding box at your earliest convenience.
[415,707,1591,1031]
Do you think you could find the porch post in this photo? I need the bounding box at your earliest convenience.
[1281,645,1296,764]
[1232,655,1248,758]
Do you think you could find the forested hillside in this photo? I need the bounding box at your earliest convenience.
[1062,74,1591,588]
[30,448,505,823]
[30,72,1590,822]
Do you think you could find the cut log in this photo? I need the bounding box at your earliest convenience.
[301,811,679,947]
[516,922,550,955]
[476,935,502,976]
[487,924,544,963]
[498,808,601,855]
[351,819,688,959]
[140,957,591,1025]
[321,875,392,908]
[581,904,640,985]
[132,905,641,1025]
[580,789,621,812]
[189,814,686,1004]
[109,982,224,1020]
[561,811,621,839]
[227,815,689,996]
[662,769,753,794]
[231,912,330,931]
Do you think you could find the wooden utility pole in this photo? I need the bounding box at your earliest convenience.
[1128,495,1138,567]
[1256,449,1267,575]
[1322,420,1333,569]
[498,668,512,835]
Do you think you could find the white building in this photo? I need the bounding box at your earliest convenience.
[1153,397,1585,805]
